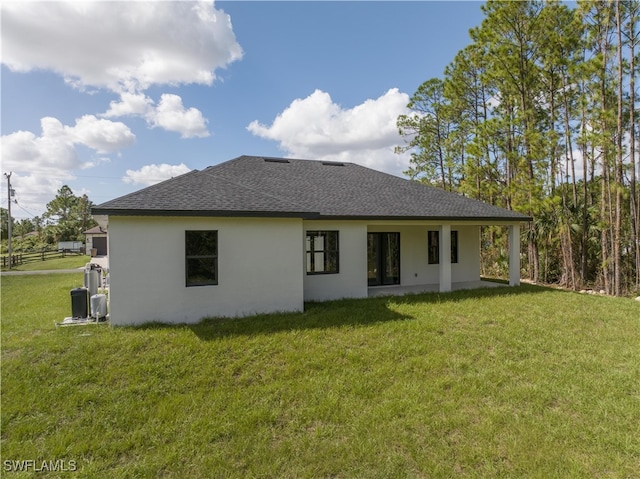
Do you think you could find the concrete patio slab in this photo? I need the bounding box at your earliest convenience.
[368,280,506,297]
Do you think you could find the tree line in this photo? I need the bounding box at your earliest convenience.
[1,186,96,253]
[397,0,639,295]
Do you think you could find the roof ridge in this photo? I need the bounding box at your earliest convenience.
[233,154,357,168]
[96,168,200,207]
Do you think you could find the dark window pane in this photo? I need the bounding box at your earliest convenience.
[428,230,458,264]
[186,231,217,287]
[326,232,338,251]
[451,231,458,264]
[325,251,339,273]
[428,231,439,264]
[186,230,217,256]
[368,233,380,286]
[186,258,217,286]
[368,232,400,285]
[383,233,400,284]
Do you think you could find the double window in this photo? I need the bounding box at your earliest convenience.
[306,231,339,274]
[185,230,218,286]
[428,230,458,264]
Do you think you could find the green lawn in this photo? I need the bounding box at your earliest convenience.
[1,254,91,272]
[2,274,639,478]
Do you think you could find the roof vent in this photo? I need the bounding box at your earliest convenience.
[263,158,290,164]
[322,161,345,166]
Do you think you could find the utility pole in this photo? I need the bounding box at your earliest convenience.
[4,172,13,269]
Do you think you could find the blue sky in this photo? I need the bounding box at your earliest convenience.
[1,1,485,220]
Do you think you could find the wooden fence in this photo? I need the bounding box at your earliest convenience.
[1,249,81,268]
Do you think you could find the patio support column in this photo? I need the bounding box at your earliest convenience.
[509,224,521,286]
[439,224,452,292]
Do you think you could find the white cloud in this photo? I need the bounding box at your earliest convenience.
[102,92,209,138]
[123,163,192,186]
[103,93,154,118]
[1,116,135,215]
[1,1,243,93]
[67,115,136,153]
[2,119,78,172]
[151,94,209,138]
[247,89,412,176]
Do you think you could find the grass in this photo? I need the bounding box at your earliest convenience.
[1,254,91,272]
[2,273,640,478]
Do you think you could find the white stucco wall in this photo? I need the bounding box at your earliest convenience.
[107,216,488,325]
[303,221,368,302]
[108,216,304,325]
[451,225,481,282]
[367,224,481,285]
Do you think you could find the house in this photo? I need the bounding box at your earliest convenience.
[92,155,531,326]
[83,225,108,256]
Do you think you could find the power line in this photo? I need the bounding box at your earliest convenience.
[14,201,39,219]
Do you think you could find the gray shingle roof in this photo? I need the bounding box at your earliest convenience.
[92,155,530,222]
[83,225,106,234]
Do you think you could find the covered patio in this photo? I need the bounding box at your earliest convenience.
[366,222,522,296]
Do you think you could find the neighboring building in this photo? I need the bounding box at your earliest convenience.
[83,225,108,256]
[92,155,531,326]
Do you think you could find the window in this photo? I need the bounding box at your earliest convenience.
[306,231,339,274]
[428,231,439,264]
[185,230,218,286]
[428,230,458,264]
[451,230,458,263]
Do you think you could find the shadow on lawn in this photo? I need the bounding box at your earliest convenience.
[187,299,413,341]
[179,282,555,341]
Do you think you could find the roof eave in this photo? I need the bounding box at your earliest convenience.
[92,208,532,223]
[315,214,533,222]
[91,208,319,219]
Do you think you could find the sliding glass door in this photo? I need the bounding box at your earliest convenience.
[367,233,400,286]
